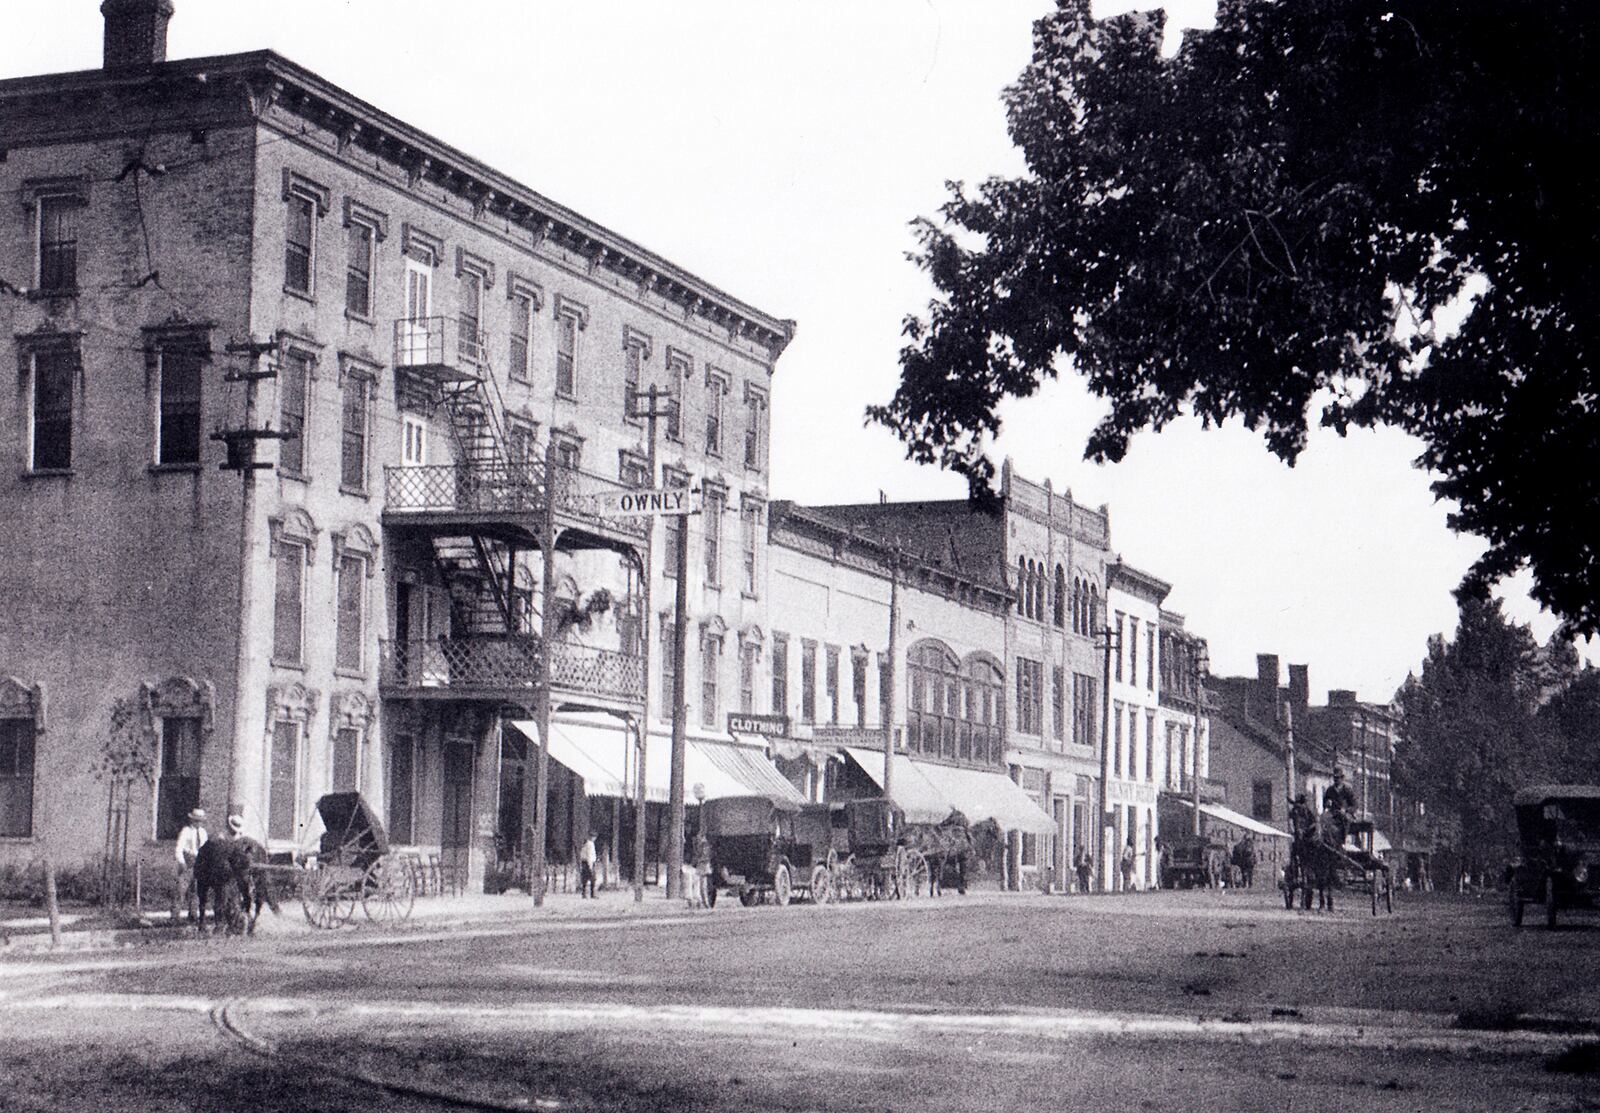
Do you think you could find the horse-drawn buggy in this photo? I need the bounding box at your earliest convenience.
[255,792,418,929]
[1163,835,1229,889]
[1282,808,1394,915]
[812,797,930,902]
[1507,785,1600,929]
[703,794,832,907]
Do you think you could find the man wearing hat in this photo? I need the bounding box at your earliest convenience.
[172,808,208,922]
[1323,768,1358,847]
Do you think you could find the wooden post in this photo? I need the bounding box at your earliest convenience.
[531,439,559,906]
[45,860,62,948]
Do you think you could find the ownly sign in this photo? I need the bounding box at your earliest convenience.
[588,487,701,517]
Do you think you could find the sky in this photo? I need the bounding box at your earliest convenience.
[4,1,1583,703]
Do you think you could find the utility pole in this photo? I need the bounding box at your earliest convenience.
[214,338,292,822]
[882,540,901,801]
[1190,642,1208,838]
[1358,707,1369,817]
[531,438,559,906]
[664,474,691,900]
[1095,620,1119,892]
[628,384,674,904]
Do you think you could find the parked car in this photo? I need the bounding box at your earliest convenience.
[1507,785,1600,928]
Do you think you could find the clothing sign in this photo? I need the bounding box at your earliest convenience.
[588,487,701,517]
[727,712,791,738]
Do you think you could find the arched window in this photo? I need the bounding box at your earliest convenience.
[962,653,1005,766]
[1053,565,1066,628]
[907,640,959,758]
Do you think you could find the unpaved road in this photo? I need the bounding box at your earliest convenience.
[2,888,1597,1112]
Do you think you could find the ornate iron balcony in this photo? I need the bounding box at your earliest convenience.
[383,463,650,540]
[380,636,645,703]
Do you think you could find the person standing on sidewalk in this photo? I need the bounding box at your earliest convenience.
[1120,838,1137,892]
[172,808,207,922]
[578,834,598,898]
[1075,845,1093,893]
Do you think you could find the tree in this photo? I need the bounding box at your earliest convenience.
[1395,600,1574,874]
[870,0,1599,635]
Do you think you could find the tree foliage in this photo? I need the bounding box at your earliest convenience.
[1395,600,1591,871]
[870,0,1599,634]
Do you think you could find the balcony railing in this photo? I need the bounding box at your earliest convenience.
[380,637,645,702]
[384,463,650,540]
[394,316,486,371]
[386,462,546,514]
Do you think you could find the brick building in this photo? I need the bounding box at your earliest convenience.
[0,3,793,889]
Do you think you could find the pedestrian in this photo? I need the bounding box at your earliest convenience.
[1120,838,1136,892]
[1075,845,1093,893]
[691,822,712,909]
[578,834,597,898]
[1156,837,1172,890]
[172,808,207,922]
[1233,834,1255,889]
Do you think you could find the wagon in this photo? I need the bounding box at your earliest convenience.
[1282,813,1393,915]
[1508,785,1600,929]
[813,797,928,902]
[703,794,831,907]
[1164,835,1228,889]
[259,792,417,929]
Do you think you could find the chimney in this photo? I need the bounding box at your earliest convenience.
[1288,664,1309,715]
[1255,653,1279,720]
[1328,689,1357,706]
[102,0,175,69]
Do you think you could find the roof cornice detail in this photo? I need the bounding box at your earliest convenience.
[0,50,796,360]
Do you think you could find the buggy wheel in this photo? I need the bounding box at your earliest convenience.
[738,886,760,907]
[1545,875,1558,929]
[773,863,792,907]
[362,858,416,926]
[810,864,833,905]
[301,870,353,929]
[897,849,928,899]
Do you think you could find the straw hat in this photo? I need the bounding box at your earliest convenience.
[187,808,207,822]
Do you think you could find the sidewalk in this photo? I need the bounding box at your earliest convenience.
[1,884,695,955]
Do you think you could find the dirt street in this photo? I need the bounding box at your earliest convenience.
[2,888,1596,1112]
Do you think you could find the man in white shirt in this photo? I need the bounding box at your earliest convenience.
[172,808,208,922]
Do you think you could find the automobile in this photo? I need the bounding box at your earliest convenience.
[1507,785,1600,929]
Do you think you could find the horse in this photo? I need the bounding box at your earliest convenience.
[193,836,279,935]
[917,816,972,897]
[1289,811,1343,912]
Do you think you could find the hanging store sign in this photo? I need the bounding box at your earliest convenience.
[587,487,701,516]
[727,712,791,738]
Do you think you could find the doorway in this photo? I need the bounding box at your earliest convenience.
[441,740,474,889]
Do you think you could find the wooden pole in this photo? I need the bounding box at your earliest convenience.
[1096,623,1115,892]
[665,495,690,900]
[531,439,559,906]
[45,859,62,948]
[882,543,900,802]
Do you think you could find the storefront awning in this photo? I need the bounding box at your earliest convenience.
[912,761,1057,835]
[843,748,954,826]
[1176,798,1291,840]
[510,717,802,804]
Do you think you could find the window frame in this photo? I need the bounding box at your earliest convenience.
[743,382,767,471]
[0,712,38,839]
[700,632,722,728]
[664,349,690,442]
[36,193,83,296]
[552,294,589,401]
[276,346,315,479]
[281,171,330,299]
[154,346,204,468]
[740,498,762,598]
[622,326,651,426]
[705,369,728,457]
[154,715,202,841]
[338,360,377,494]
[702,483,726,589]
[24,343,77,474]
[334,549,369,675]
[771,634,789,716]
[268,509,318,669]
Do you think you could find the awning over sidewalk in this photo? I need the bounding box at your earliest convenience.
[912,760,1057,835]
[843,748,954,825]
[510,717,802,804]
[1175,798,1291,840]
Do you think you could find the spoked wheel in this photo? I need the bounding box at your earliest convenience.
[896,848,928,899]
[810,864,833,905]
[301,869,354,929]
[773,863,793,907]
[361,857,417,926]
